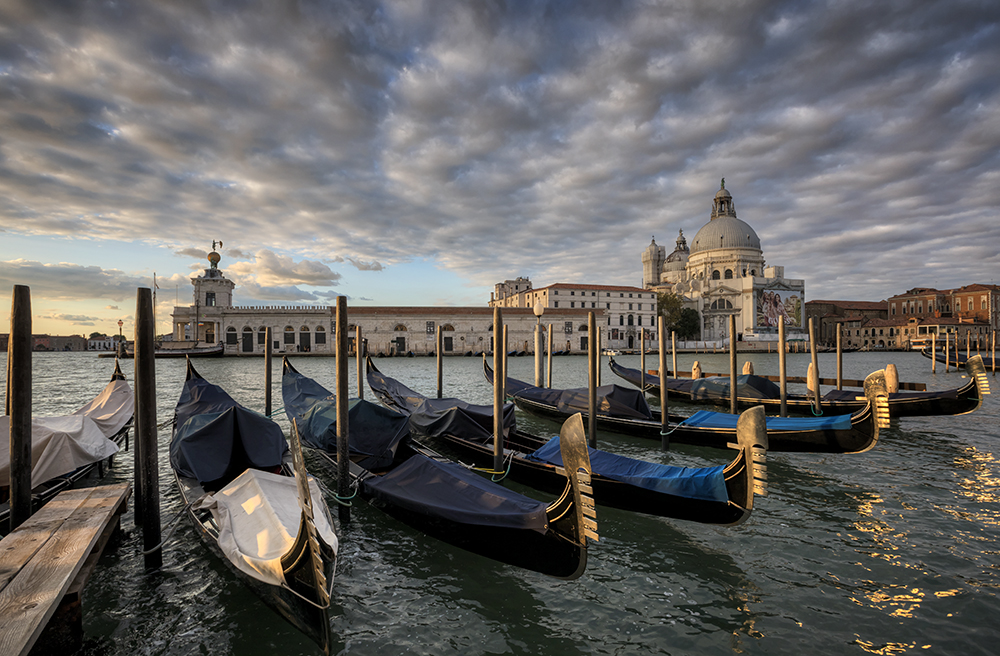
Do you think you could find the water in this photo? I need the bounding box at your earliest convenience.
[3,350,999,655]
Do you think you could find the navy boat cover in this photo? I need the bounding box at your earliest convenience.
[362,454,548,532]
[681,409,853,431]
[283,367,408,469]
[512,384,653,420]
[527,435,728,503]
[690,375,782,400]
[170,374,288,488]
[368,364,516,443]
[289,362,551,532]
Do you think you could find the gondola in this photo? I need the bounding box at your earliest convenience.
[0,359,134,530]
[921,348,997,371]
[282,358,597,580]
[367,357,768,526]
[490,359,889,454]
[608,355,987,419]
[171,359,337,654]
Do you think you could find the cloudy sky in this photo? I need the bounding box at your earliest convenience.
[1,0,998,336]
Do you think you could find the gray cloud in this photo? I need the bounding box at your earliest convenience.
[0,0,998,301]
[40,312,101,325]
[0,259,149,301]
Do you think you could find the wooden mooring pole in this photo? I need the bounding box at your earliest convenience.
[546,323,553,388]
[639,328,646,391]
[931,331,936,374]
[658,317,669,450]
[587,312,598,448]
[945,332,950,373]
[357,327,365,400]
[729,314,738,415]
[778,318,787,417]
[492,308,504,473]
[135,287,162,569]
[836,324,843,390]
[335,297,350,524]
[8,285,32,532]
[671,331,678,380]
[808,317,820,415]
[264,327,272,416]
[436,325,443,399]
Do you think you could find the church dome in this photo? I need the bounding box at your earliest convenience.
[664,230,689,270]
[690,180,761,254]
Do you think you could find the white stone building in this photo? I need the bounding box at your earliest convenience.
[642,180,806,343]
[490,280,658,351]
[170,251,595,356]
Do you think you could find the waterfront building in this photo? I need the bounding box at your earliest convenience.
[805,300,888,346]
[489,280,658,350]
[643,180,806,344]
[170,251,596,356]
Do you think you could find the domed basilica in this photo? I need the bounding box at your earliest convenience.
[642,180,805,343]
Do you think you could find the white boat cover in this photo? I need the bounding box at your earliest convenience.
[73,377,134,438]
[0,414,120,486]
[197,469,338,587]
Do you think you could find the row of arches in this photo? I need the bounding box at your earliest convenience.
[710,268,758,280]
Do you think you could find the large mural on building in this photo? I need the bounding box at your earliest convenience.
[756,289,802,328]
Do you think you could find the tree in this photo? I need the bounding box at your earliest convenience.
[675,308,701,340]
[656,292,684,329]
[88,331,106,339]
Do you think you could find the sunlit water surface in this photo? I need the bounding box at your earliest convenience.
[3,350,998,655]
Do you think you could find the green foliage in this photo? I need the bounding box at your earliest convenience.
[656,292,684,328]
[675,308,701,340]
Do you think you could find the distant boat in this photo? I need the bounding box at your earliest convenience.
[99,341,225,359]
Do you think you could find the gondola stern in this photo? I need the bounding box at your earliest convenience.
[542,413,597,580]
[727,406,768,517]
[966,354,990,401]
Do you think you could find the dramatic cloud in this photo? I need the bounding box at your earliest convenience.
[0,259,149,301]
[39,312,101,325]
[0,0,998,304]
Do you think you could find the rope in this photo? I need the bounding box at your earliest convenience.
[157,417,176,429]
[141,494,207,555]
[332,488,356,507]
[267,406,285,418]
[659,416,690,437]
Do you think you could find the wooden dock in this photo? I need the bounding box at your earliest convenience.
[0,483,131,656]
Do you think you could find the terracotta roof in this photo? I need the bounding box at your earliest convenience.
[536,283,649,293]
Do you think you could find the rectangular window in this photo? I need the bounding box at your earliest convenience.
[606,303,610,309]
[284,331,294,344]
[564,322,573,334]
[591,302,596,308]
[570,302,575,308]
[315,331,326,344]
[226,331,238,345]
[554,301,559,308]
[591,292,596,296]
[629,303,633,310]
[969,299,974,311]
[257,331,266,344]
[205,292,216,307]
[570,291,575,295]
[638,316,642,326]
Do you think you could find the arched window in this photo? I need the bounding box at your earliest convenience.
[315,325,326,344]
[724,269,733,279]
[284,326,295,345]
[627,315,634,326]
[393,324,408,332]
[442,324,455,331]
[750,270,756,276]
[712,270,721,280]
[579,324,588,332]
[226,326,238,345]
[619,315,624,326]
[257,326,267,345]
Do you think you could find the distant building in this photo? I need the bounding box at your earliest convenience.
[806,300,888,346]
[490,280,658,350]
[170,249,596,356]
[642,179,806,344]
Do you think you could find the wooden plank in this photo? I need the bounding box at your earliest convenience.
[0,484,130,656]
[0,488,94,593]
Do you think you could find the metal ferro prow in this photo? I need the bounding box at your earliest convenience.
[558,413,599,544]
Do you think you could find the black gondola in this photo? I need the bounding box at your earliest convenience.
[282,358,597,580]
[608,355,985,419]
[0,360,134,530]
[367,357,768,526]
[489,359,889,454]
[920,348,997,371]
[170,359,337,654]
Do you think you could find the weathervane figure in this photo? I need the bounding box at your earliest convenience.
[212,240,223,252]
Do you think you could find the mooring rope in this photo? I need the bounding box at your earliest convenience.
[141,494,207,555]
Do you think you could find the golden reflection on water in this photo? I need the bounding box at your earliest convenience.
[950,446,1000,526]
[852,636,931,655]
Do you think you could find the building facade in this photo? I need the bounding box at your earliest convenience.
[643,180,806,344]
[490,280,658,350]
[170,252,598,356]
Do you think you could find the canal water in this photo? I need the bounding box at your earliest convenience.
[3,349,998,655]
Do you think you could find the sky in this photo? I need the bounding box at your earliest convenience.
[1,0,998,337]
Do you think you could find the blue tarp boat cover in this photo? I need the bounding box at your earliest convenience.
[527,436,728,503]
[682,409,853,431]
[170,375,288,488]
[283,368,408,469]
[690,375,782,400]
[368,364,516,443]
[363,454,549,532]
[513,384,653,420]
[290,363,550,532]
